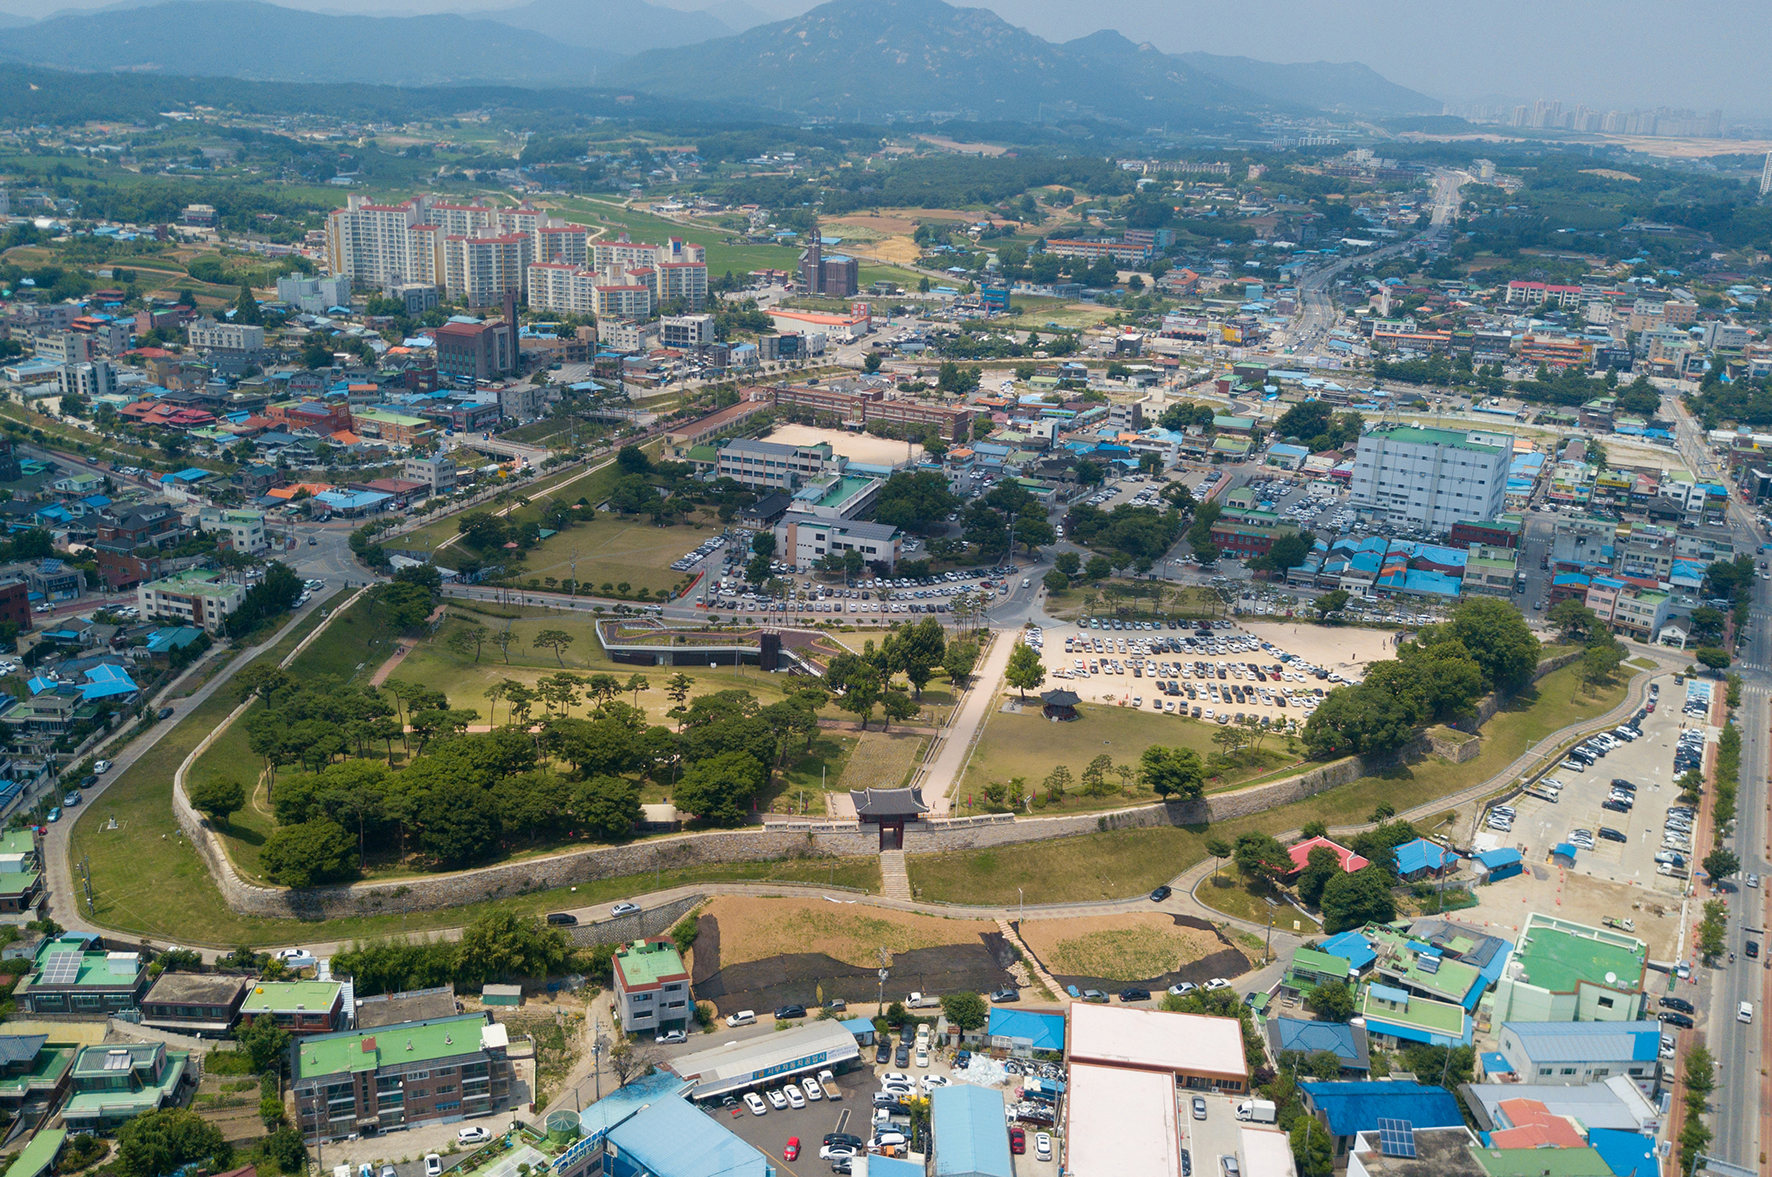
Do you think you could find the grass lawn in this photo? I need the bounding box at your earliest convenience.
[1005,296,1118,329]
[1195,873,1322,935]
[858,263,929,290]
[509,515,703,597]
[836,730,927,792]
[908,663,1626,905]
[956,702,1293,814]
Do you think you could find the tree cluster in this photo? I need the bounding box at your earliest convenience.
[1302,598,1538,758]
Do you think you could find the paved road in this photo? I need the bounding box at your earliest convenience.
[42,589,346,935]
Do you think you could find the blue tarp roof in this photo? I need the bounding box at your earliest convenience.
[931,1084,1013,1177]
[1479,1051,1512,1074]
[1588,1127,1658,1177]
[1299,1080,1464,1138]
[986,1008,1065,1052]
[1318,929,1378,971]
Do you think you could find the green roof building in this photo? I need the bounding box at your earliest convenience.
[0,1034,74,1114]
[62,1042,192,1133]
[613,939,692,1036]
[1,1129,65,1177]
[1491,913,1648,1024]
[292,1013,513,1141]
[241,980,345,1035]
[14,936,146,1017]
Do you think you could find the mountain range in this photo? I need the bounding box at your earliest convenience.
[0,0,1439,118]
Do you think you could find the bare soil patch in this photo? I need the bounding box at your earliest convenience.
[691,896,1012,1012]
[696,895,996,968]
[1018,912,1225,982]
[1015,912,1253,992]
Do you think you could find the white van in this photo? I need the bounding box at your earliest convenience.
[1739,1002,1754,1024]
[725,1010,757,1027]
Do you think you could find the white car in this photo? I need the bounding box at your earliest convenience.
[654,1029,688,1045]
[611,902,641,917]
[920,1075,950,1092]
[765,1088,788,1110]
[1035,1132,1053,1161]
[1204,978,1232,991]
[275,948,317,968]
[424,1157,441,1177]
[93,760,111,774]
[800,1076,823,1101]
[744,1092,767,1116]
[881,1072,912,1086]
[784,1084,806,1109]
[457,1127,490,1145]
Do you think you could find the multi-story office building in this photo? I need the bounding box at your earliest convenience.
[1349,425,1512,534]
[187,319,266,352]
[774,517,901,571]
[197,508,269,554]
[58,360,116,401]
[434,319,516,385]
[660,315,716,349]
[403,456,459,495]
[292,1013,513,1140]
[714,438,838,491]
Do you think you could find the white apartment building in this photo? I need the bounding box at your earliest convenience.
[58,360,116,400]
[327,193,604,302]
[275,274,353,314]
[1349,425,1511,534]
[197,507,269,554]
[444,233,532,308]
[34,332,91,365]
[661,314,716,348]
[187,319,266,352]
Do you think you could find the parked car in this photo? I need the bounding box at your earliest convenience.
[989,987,1020,1003]
[1009,1126,1026,1154]
[610,902,641,917]
[765,1088,787,1110]
[654,1029,688,1045]
[1192,1096,1208,1120]
[1035,1133,1053,1161]
[458,1127,490,1145]
[1149,885,1173,902]
[745,1092,767,1115]
[1118,987,1152,1003]
[782,1137,800,1162]
[1658,1011,1695,1028]
[545,912,578,926]
[424,1157,442,1177]
[773,1004,807,1020]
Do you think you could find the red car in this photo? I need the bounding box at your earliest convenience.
[783,1137,800,1161]
[1009,1127,1026,1154]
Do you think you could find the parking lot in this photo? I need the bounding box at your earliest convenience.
[1029,616,1366,731]
[1481,673,1698,898]
[711,1025,1063,1177]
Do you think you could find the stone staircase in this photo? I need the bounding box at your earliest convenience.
[879,849,912,900]
[996,918,1066,1000]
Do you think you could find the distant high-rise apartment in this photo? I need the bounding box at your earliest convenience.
[1761,152,1772,197]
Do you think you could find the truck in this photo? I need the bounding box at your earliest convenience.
[1235,1099,1278,1124]
[817,1069,842,1100]
[1602,917,1636,933]
[906,992,940,1009]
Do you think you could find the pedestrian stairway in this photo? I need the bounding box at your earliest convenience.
[879,849,912,900]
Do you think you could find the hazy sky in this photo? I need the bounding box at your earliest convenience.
[3,0,1766,119]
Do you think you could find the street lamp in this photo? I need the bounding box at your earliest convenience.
[877,967,890,1016]
[1263,897,1278,963]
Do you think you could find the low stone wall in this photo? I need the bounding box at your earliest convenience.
[171,634,1591,924]
[567,894,704,948]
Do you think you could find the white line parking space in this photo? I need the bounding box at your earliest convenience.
[1489,674,1696,896]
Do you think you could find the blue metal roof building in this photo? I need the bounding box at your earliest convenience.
[932,1083,1012,1177]
[986,1008,1065,1053]
[1394,838,1459,879]
[1497,1021,1661,1084]
[598,1085,774,1177]
[1299,1080,1464,1158]
[1588,1127,1658,1177]
[1266,1017,1369,1072]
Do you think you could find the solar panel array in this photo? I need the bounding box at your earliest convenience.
[40,953,81,984]
[1416,955,1442,974]
[1377,1118,1416,1159]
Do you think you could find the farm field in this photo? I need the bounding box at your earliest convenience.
[1017,912,1226,982]
[835,730,928,792]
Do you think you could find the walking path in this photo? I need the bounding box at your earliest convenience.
[915,630,1013,815]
